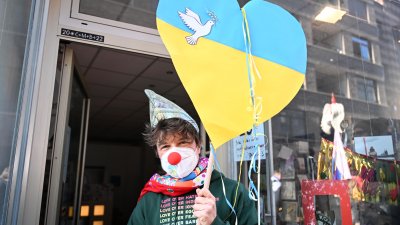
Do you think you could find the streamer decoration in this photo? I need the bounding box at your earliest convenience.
[318,138,400,205]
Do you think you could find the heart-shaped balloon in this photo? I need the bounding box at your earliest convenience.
[157,0,307,148]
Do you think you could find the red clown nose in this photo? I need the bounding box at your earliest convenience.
[331,93,336,104]
[168,152,182,165]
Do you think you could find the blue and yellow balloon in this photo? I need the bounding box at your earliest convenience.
[157,0,307,148]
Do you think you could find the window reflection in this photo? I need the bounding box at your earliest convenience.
[262,0,400,224]
[314,0,340,5]
[0,0,33,221]
[79,0,158,29]
[348,0,368,20]
[352,37,372,62]
[312,27,343,52]
[316,71,347,97]
[352,76,377,103]
[272,110,306,142]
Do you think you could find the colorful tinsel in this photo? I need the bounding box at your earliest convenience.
[318,138,400,205]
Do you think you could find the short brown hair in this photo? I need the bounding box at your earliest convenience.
[143,118,201,149]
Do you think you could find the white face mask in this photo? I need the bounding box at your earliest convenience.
[271,176,281,192]
[161,147,199,178]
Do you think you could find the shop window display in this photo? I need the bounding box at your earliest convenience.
[314,195,341,225]
[260,0,400,224]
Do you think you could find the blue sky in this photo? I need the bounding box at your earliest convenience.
[354,135,394,158]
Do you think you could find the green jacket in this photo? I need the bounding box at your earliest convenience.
[127,171,259,225]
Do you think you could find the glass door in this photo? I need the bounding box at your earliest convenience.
[42,44,90,225]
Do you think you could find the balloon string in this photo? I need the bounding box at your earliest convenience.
[247,125,261,201]
[241,8,256,109]
[210,145,238,225]
[225,133,247,221]
[242,9,262,82]
[257,141,261,225]
[244,17,262,81]
[232,133,268,208]
[248,144,260,201]
[242,8,263,123]
[242,8,263,225]
[247,128,262,225]
[234,133,247,206]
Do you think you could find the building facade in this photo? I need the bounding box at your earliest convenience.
[0,0,400,224]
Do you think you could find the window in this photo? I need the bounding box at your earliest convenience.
[316,72,347,97]
[352,37,372,61]
[0,0,33,221]
[313,29,333,49]
[314,0,340,5]
[393,28,400,44]
[78,0,158,29]
[348,0,368,20]
[272,110,306,140]
[353,77,377,103]
[377,21,385,39]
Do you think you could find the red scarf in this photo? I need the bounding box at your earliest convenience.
[138,157,208,201]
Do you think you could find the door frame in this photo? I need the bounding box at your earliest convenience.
[44,45,91,225]
[44,44,74,225]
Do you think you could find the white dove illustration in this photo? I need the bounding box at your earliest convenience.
[178,8,216,45]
